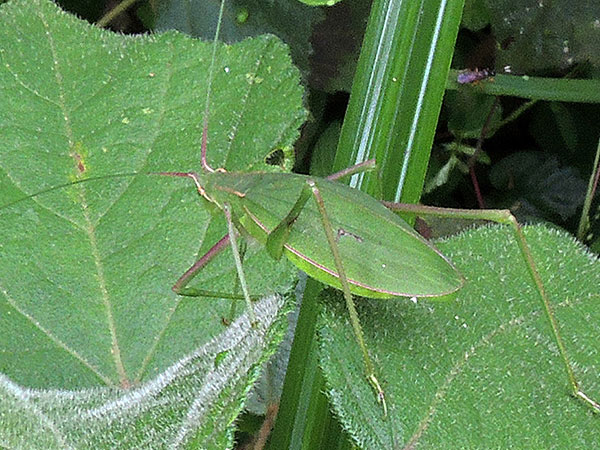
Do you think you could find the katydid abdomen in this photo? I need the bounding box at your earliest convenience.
[204,171,464,299]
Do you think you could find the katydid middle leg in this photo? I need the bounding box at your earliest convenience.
[308,179,388,415]
[223,203,257,324]
[267,178,388,414]
[383,201,600,413]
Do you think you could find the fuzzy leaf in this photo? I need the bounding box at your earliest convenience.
[319,225,600,448]
[489,151,587,222]
[0,294,289,448]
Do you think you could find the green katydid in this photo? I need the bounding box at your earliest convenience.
[154,132,600,416]
[154,140,465,414]
[122,1,459,415]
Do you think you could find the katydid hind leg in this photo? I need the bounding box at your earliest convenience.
[308,179,388,416]
[383,201,600,413]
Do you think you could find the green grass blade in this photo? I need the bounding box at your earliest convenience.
[334,0,465,204]
[448,71,600,103]
[313,0,465,444]
[273,0,465,445]
[268,278,352,449]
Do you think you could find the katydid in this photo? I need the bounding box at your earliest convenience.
[147,0,600,417]
[155,137,466,414]
[153,129,600,416]
[153,6,599,414]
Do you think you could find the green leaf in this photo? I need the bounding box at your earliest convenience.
[319,225,600,448]
[461,0,490,31]
[445,89,502,139]
[0,0,306,444]
[333,0,465,204]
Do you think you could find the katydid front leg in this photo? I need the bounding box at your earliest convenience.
[166,210,257,303]
[223,203,257,325]
[171,234,231,297]
[383,202,600,413]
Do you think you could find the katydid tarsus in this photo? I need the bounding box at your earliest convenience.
[2,0,598,420]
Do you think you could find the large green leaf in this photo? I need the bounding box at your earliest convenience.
[0,0,305,445]
[320,225,600,448]
[484,0,600,72]
[1,294,289,448]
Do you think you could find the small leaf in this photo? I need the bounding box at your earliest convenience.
[461,0,491,32]
[489,151,587,222]
[320,225,600,448]
[446,89,502,139]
